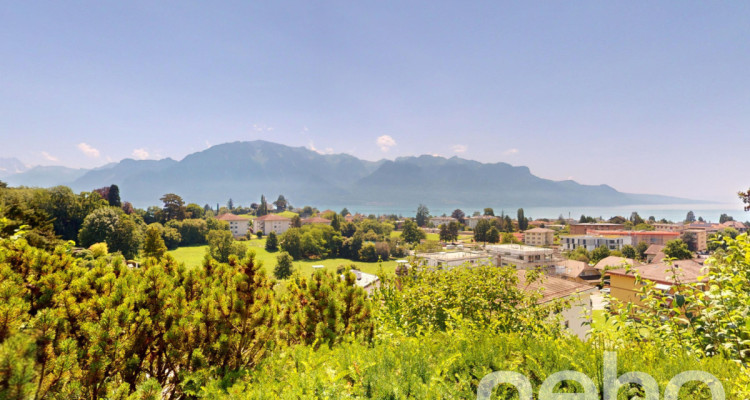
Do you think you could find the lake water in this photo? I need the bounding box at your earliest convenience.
[320,203,749,223]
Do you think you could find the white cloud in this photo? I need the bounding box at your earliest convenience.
[376,135,396,152]
[503,148,519,156]
[132,148,150,160]
[252,124,274,132]
[452,144,467,154]
[308,141,334,155]
[41,151,58,162]
[77,142,100,158]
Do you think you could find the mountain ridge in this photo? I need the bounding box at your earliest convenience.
[2,140,695,208]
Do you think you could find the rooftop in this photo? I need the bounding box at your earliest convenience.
[525,227,554,233]
[256,214,291,222]
[517,270,595,304]
[485,244,554,254]
[217,213,248,222]
[607,259,707,285]
[419,251,491,262]
[594,256,637,271]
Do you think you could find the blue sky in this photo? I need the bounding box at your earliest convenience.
[1,2,748,202]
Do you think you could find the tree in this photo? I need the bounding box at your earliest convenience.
[474,219,491,243]
[448,221,460,242]
[681,231,698,252]
[401,219,425,244]
[621,244,637,259]
[274,252,294,279]
[280,228,303,259]
[227,198,234,210]
[517,208,528,231]
[685,210,696,223]
[257,195,269,217]
[607,216,627,224]
[107,184,121,207]
[451,209,465,224]
[719,213,734,223]
[629,211,644,225]
[663,239,692,260]
[439,224,450,242]
[590,245,611,264]
[143,224,167,260]
[636,241,649,261]
[185,203,204,219]
[291,214,302,228]
[483,208,494,216]
[273,195,287,212]
[340,207,350,216]
[739,188,750,211]
[208,230,237,262]
[415,204,430,227]
[266,231,279,251]
[78,207,143,259]
[160,193,186,221]
[331,214,342,231]
[359,242,378,262]
[486,227,500,244]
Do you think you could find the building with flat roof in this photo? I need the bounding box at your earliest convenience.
[524,227,554,246]
[569,223,624,235]
[417,251,495,268]
[587,230,680,247]
[484,244,557,269]
[561,235,625,251]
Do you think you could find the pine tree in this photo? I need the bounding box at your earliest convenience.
[143,224,167,259]
[265,231,278,251]
[274,252,294,279]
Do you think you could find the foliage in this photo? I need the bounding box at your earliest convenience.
[265,231,278,252]
[207,229,246,262]
[486,226,500,243]
[474,218,491,242]
[143,224,168,260]
[685,210,696,223]
[740,188,750,211]
[279,270,373,348]
[358,242,378,262]
[621,244,637,259]
[517,208,528,231]
[89,242,108,258]
[280,225,342,260]
[415,204,429,227]
[78,207,143,259]
[636,241,649,261]
[400,219,425,244]
[590,245,611,264]
[450,209,465,224]
[160,193,186,221]
[483,207,494,216]
[663,239,692,260]
[274,251,294,279]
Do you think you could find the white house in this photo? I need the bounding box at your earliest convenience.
[417,251,495,268]
[253,214,292,235]
[217,213,251,238]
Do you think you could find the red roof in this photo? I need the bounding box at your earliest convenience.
[589,230,680,237]
[302,216,331,224]
[256,214,291,222]
[217,213,247,222]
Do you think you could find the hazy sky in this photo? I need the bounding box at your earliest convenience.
[1,2,748,202]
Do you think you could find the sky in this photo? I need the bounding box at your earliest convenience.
[1,2,749,203]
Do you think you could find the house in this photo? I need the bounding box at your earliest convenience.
[517,270,598,340]
[720,220,747,233]
[606,259,707,306]
[550,259,601,283]
[301,216,332,226]
[644,245,666,263]
[430,216,457,226]
[561,235,626,251]
[587,230,680,247]
[466,215,494,230]
[253,214,292,235]
[569,223,624,235]
[594,256,637,272]
[217,213,251,238]
[348,269,380,294]
[417,251,495,268]
[523,227,554,246]
[484,244,558,270]
[683,228,708,252]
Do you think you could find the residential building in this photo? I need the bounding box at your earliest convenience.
[253,214,292,235]
[517,270,598,340]
[301,216,332,226]
[652,222,686,232]
[217,213,251,238]
[418,251,495,268]
[430,216,457,226]
[569,223,624,235]
[550,259,601,283]
[644,245,666,263]
[587,230,680,247]
[466,215,494,229]
[594,256,637,272]
[683,228,708,252]
[720,220,747,233]
[484,244,557,269]
[606,259,707,306]
[523,227,554,246]
[561,235,626,251]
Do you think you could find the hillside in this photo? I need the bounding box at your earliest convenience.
[3,140,691,207]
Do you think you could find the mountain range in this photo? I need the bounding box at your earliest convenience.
[2,140,692,209]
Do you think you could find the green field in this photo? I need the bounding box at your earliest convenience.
[390,230,473,243]
[168,237,398,278]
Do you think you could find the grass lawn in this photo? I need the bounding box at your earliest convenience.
[168,237,398,279]
[390,230,474,243]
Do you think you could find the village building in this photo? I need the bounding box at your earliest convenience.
[465,215,495,230]
[569,223,624,235]
[644,244,666,263]
[217,213,251,238]
[417,251,495,268]
[606,259,707,306]
[523,227,555,246]
[587,230,680,247]
[549,259,601,283]
[430,216,457,226]
[253,214,292,235]
[594,256,638,272]
[484,244,558,270]
[561,235,626,251]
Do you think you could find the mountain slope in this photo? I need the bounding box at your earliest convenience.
[3,140,693,208]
